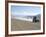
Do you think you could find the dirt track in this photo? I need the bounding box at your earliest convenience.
[11,19,41,31]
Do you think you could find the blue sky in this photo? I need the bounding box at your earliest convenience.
[11,5,41,16]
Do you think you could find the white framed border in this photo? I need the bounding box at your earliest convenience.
[8,3,43,34]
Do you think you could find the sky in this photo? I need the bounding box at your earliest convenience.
[11,5,41,16]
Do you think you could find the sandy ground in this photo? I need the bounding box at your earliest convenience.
[11,19,41,31]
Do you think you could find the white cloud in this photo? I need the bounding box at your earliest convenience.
[12,11,40,16]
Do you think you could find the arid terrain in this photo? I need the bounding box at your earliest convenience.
[11,18,41,31]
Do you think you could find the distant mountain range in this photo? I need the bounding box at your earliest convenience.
[11,14,40,19]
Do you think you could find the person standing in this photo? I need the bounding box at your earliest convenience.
[33,16,36,22]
